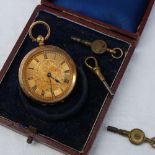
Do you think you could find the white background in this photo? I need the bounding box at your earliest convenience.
[0,1,155,155]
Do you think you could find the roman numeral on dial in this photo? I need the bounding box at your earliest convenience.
[32,85,37,92]
[41,90,45,96]
[61,61,65,65]
[64,70,70,74]
[44,52,48,59]
[64,79,69,84]
[28,67,34,70]
[34,58,39,63]
[27,77,33,80]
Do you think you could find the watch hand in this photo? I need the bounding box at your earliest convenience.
[48,75,54,98]
[51,76,61,83]
[47,72,61,84]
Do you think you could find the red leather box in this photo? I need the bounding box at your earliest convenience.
[0,0,154,155]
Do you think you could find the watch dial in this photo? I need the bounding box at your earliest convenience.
[19,46,76,104]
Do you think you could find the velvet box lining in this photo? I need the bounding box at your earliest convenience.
[0,10,131,151]
[49,0,149,33]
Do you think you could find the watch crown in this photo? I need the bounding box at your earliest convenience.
[37,35,45,46]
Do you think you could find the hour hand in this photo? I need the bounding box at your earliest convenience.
[47,73,61,84]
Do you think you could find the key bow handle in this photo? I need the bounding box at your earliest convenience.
[85,56,105,81]
[85,56,99,70]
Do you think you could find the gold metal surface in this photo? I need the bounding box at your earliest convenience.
[85,56,105,81]
[19,21,77,104]
[85,56,114,96]
[129,129,145,145]
[91,40,107,54]
[71,37,124,59]
[19,45,77,104]
[109,48,124,59]
[107,126,155,149]
[29,21,51,42]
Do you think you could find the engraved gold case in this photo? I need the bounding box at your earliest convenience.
[19,45,77,104]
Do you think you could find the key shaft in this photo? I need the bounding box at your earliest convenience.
[71,37,91,47]
[145,137,155,148]
[107,126,129,137]
[93,67,114,96]
[102,81,114,96]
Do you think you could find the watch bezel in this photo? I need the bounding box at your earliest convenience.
[18,45,77,105]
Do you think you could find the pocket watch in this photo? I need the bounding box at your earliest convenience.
[18,21,77,105]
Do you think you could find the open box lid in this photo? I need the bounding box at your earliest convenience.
[41,0,154,40]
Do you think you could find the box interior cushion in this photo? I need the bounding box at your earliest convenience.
[0,10,130,151]
[50,0,149,33]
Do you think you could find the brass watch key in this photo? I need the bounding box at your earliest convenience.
[71,37,123,59]
[85,56,114,96]
[107,126,155,148]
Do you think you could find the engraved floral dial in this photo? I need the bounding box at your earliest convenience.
[19,45,77,104]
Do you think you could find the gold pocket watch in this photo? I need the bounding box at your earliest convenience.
[19,21,77,105]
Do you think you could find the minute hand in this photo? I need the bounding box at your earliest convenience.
[51,75,61,84]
